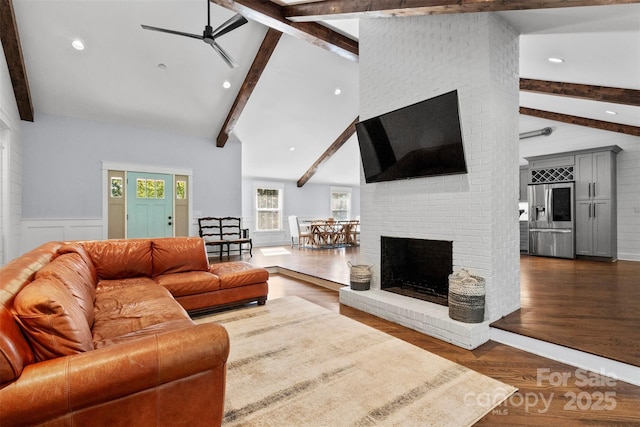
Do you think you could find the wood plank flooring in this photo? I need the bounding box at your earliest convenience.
[492,255,640,367]
[214,246,640,425]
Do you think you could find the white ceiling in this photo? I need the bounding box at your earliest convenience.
[11,1,640,186]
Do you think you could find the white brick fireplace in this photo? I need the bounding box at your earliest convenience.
[339,12,521,349]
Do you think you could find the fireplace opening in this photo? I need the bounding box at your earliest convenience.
[381,236,452,306]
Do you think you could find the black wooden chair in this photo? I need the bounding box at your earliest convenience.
[220,217,252,257]
[197,217,228,258]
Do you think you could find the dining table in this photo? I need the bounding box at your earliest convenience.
[303,219,360,248]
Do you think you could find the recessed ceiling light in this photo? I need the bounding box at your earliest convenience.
[334,88,342,95]
[547,57,564,63]
[223,81,231,89]
[605,110,617,115]
[71,39,85,51]
[289,147,296,151]
[157,63,167,71]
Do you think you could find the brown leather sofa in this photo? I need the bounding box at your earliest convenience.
[0,237,269,426]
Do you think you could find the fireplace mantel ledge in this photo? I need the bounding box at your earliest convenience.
[339,288,491,350]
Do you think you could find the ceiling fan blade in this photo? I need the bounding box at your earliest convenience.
[141,25,203,41]
[210,14,248,39]
[210,42,239,68]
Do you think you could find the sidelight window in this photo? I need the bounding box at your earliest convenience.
[110,177,123,198]
[176,180,187,200]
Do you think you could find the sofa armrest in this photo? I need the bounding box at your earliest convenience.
[0,322,229,426]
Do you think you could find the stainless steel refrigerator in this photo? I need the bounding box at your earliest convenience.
[528,182,575,259]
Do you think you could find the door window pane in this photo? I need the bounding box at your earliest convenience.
[136,178,166,199]
[146,179,156,198]
[156,180,165,199]
[137,179,146,198]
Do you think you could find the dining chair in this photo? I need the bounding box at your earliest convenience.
[288,215,312,248]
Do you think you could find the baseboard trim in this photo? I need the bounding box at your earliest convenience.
[617,252,640,262]
[490,328,640,387]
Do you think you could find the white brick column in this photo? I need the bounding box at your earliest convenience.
[340,12,520,349]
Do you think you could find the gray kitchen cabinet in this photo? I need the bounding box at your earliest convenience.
[575,151,615,201]
[574,146,620,259]
[519,167,528,202]
[576,199,613,257]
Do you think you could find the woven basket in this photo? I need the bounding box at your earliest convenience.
[448,269,485,323]
[348,261,373,291]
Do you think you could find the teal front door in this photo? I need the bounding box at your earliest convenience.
[127,172,173,238]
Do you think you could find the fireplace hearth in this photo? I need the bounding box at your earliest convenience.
[381,237,453,306]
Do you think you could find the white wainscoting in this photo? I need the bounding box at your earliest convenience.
[21,219,103,253]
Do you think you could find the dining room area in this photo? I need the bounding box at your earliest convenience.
[288,216,360,249]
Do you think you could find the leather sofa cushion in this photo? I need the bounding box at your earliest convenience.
[57,243,98,284]
[83,240,153,280]
[155,271,220,297]
[0,242,61,383]
[13,277,94,361]
[92,278,190,347]
[93,318,195,348]
[35,253,96,326]
[209,261,269,290]
[152,237,209,276]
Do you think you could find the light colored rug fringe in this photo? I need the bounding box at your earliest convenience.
[195,296,517,426]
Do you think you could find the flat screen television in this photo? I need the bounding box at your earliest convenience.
[356,90,467,183]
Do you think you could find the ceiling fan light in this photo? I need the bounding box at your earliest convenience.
[72,39,85,51]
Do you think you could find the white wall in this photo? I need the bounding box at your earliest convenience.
[0,40,24,264]
[19,113,242,248]
[617,145,640,261]
[350,12,520,337]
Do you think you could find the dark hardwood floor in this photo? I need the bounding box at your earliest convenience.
[493,255,640,367]
[213,246,640,425]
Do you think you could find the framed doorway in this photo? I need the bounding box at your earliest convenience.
[102,162,192,239]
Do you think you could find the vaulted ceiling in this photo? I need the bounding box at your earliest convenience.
[2,0,639,187]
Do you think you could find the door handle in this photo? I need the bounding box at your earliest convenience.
[592,182,596,198]
[168,222,173,226]
[168,216,172,220]
[588,183,591,198]
[593,203,596,218]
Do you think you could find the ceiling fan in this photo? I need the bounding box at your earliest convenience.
[141,0,248,68]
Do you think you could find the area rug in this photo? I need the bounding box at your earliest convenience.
[259,247,291,256]
[195,296,516,426]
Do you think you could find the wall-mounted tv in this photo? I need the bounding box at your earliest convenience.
[356,90,467,184]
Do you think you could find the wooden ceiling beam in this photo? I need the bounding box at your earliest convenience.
[520,107,640,136]
[284,0,640,22]
[297,117,359,187]
[520,79,640,106]
[217,28,282,148]
[209,0,358,62]
[0,0,33,122]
